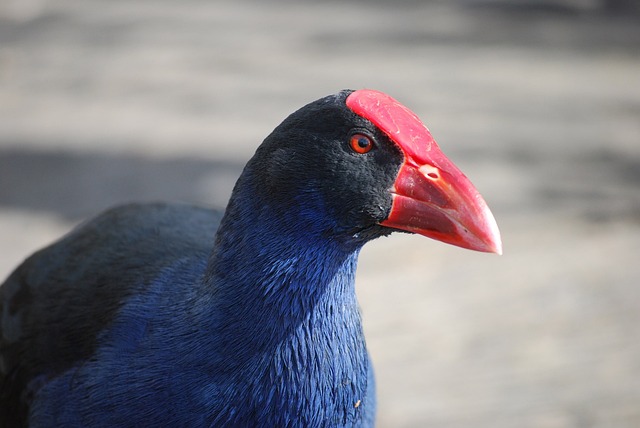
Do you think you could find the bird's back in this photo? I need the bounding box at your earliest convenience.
[0,203,222,426]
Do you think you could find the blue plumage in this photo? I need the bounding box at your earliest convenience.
[26,182,375,426]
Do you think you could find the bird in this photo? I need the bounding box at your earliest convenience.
[0,89,501,427]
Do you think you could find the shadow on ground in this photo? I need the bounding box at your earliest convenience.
[0,149,243,220]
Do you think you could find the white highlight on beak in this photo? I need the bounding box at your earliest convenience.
[418,164,440,181]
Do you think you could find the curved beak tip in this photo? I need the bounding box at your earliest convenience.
[485,229,503,255]
[491,238,503,256]
[479,204,503,255]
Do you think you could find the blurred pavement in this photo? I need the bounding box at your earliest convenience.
[1,0,639,426]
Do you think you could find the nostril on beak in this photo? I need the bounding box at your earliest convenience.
[419,164,440,181]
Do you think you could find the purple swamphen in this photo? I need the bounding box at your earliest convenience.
[0,89,501,427]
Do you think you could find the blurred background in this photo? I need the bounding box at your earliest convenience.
[1,0,639,426]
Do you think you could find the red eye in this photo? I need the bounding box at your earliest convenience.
[349,134,374,154]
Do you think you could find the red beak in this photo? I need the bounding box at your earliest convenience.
[346,89,502,254]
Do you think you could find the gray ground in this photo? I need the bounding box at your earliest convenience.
[1,0,639,426]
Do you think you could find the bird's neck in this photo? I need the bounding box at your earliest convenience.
[204,185,366,356]
[198,182,371,423]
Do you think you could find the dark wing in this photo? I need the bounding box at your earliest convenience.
[0,203,222,426]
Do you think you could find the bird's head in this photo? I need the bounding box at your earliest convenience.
[243,89,502,254]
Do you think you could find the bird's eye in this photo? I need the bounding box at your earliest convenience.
[349,134,374,154]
